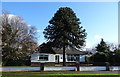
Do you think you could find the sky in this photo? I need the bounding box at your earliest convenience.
[1,0,119,2]
[2,2,118,49]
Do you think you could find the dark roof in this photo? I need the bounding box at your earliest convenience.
[39,47,55,54]
[53,48,88,55]
[39,48,88,55]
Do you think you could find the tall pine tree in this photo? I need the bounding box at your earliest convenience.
[43,7,87,66]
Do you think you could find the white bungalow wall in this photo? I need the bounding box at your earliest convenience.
[31,53,86,63]
[55,54,63,62]
[80,55,86,62]
[48,54,55,62]
[31,53,39,61]
[31,53,55,62]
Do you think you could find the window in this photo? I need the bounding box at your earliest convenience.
[67,54,79,61]
[67,55,71,61]
[39,55,48,61]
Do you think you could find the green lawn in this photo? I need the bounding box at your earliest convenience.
[2,74,120,77]
[2,71,120,77]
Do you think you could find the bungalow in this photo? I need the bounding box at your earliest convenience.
[31,48,88,66]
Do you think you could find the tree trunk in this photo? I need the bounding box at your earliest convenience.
[63,44,66,66]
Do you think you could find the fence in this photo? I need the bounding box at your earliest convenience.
[40,62,113,71]
[1,66,120,72]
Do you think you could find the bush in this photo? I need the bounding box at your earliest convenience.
[114,49,120,65]
[3,56,31,66]
[90,52,109,63]
[108,49,120,65]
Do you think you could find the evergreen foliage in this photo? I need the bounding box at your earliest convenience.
[43,7,87,66]
[90,52,109,63]
[96,38,110,53]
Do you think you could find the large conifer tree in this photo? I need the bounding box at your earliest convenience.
[43,7,87,66]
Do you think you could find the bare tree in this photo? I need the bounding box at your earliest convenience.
[1,12,38,66]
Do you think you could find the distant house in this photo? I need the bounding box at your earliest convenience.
[31,48,88,66]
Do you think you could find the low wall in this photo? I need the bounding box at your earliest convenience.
[1,66,120,72]
[31,62,86,66]
[31,62,78,66]
[31,62,55,66]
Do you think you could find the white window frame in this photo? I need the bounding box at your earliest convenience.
[39,55,48,61]
[67,54,79,62]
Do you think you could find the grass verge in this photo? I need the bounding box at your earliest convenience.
[2,73,120,77]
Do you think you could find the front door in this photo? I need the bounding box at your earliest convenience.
[55,55,59,63]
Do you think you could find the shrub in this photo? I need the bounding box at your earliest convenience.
[90,52,109,63]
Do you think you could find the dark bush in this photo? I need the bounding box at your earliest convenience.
[89,52,109,65]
